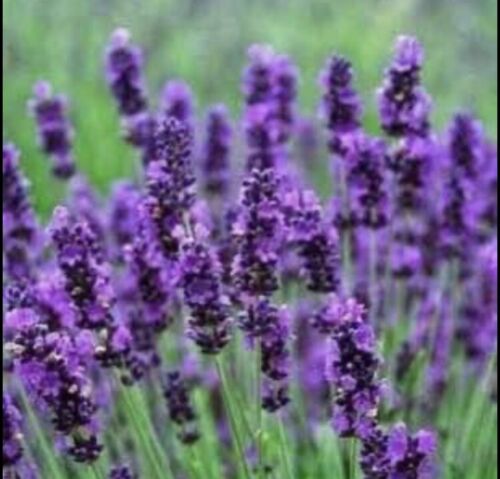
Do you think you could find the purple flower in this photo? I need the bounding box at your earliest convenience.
[163,370,200,444]
[319,55,362,145]
[447,112,485,179]
[143,117,196,258]
[3,143,41,281]
[232,168,284,298]
[387,423,437,478]
[160,80,195,130]
[109,464,135,479]
[322,295,380,438]
[343,133,389,229]
[180,228,232,354]
[49,206,114,331]
[28,81,76,179]
[105,28,148,118]
[243,44,276,105]
[107,180,141,255]
[201,105,233,200]
[3,394,24,467]
[260,301,291,412]
[273,54,298,144]
[67,175,107,252]
[285,189,340,293]
[6,307,103,463]
[377,36,432,138]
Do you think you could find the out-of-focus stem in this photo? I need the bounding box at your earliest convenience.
[215,356,252,479]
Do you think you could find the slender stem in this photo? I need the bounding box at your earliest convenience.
[17,384,64,479]
[256,342,264,479]
[278,415,294,479]
[215,356,252,479]
[349,439,358,479]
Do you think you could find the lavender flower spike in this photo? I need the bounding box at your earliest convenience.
[322,295,381,437]
[160,79,195,130]
[377,36,432,138]
[105,28,148,117]
[201,104,233,200]
[3,143,41,281]
[29,81,76,178]
[163,370,200,444]
[319,55,363,139]
[180,226,232,354]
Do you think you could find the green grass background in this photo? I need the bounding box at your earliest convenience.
[3,0,498,217]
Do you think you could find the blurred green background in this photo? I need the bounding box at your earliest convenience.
[3,0,498,217]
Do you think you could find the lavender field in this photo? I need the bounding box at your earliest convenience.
[3,1,498,478]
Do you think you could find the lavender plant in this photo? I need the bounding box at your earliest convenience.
[3,30,497,479]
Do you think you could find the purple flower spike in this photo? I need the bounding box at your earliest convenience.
[232,168,284,298]
[286,189,340,293]
[143,117,196,258]
[243,44,276,105]
[29,81,76,179]
[3,394,24,467]
[343,133,389,229]
[323,295,381,438]
[160,80,195,129]
[201,105,233,200]
[49,206,114,331]
[260,301,291,412]
[107,180,141,254]
[163,370,200,444]
[105,28,148,117]
[377,36,432,138]
[6,307,103,463]
[3,144,41,281]
[387,423,437,478]
[448,112,485,179]
[180,230,232,354]
[273,54,298,144]
[319,55,363,143]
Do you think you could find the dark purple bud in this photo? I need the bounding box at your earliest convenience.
[105,28,148,117]
[319,55,362,142]
[160,80,195,130]
[163,370,200,444]
[201,105,232,200]
[28,81,76,179]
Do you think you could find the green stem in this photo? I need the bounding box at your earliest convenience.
[278,415,294,479]
[215,356,252,479]
[256,342,264,479]
[118,381,173,479]
[349,439,358,479]
[17,384,64,479]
